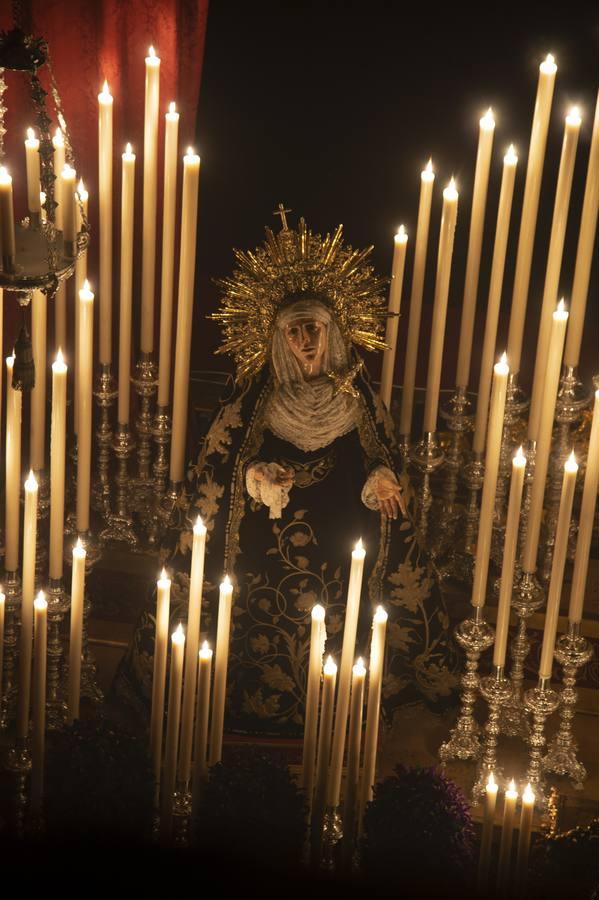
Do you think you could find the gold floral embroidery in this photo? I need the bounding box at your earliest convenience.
[204,397,243,461]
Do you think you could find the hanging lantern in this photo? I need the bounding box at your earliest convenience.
[0,25,89,389]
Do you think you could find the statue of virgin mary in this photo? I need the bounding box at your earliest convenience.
[117,212,457,736]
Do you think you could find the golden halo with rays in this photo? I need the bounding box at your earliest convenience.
[210,214,389,381]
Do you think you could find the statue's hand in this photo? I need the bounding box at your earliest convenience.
[250,462,295,490]
[373,472,407,520]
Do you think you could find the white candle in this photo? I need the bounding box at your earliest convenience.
[422,178,459,434]
[98,80,113,365]
[522,301,569,574]
[302,603,326,805]
[150,569,171,781]
[494,447,526,668]
[178,515,208,785]
[141,46,161,355]
[118,144,136,426]
[209,575,233,766]
[497,780,519,894]
[380,226,408,410]
[400,160,435,438]
[311,655,337,857]
[30,289,47,472]
[76,281,94,533]
[506,54,557,375]
[329,539,366,807]
[472,145,518,455]
[161,623,185,838]
[528,107,582,442]
[569,391,599,623]
[67,539,86,724]
[169,149,201,484]
[456,108,495,390]
[515,783,535,892]
[341,658,366,862]
[49,350,68,580]
[5,355,21,573]
[0,166,16,269]
[16,471,38,741]
[61,164,77,249]
[31,591,47,815]
[52,128,65,229]
[191,641,213,818]
[74,179,88,436]
[471,354,509,608]
[359,605,388,826]
[539,452,578,680]
[158,101,180,408]
[25,127,41,214]
[477,772,499,891]
[565,91,599,368]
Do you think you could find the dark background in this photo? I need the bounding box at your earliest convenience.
[192,2,599,394]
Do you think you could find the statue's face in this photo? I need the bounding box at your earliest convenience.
[283,317,328,377]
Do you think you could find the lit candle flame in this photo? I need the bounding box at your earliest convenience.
[0,166,10,181]
[374,605,388,623]
[514,445,526,465]
[187,146,195,156]
[396,224,407,241]
[56,348,64,365]
[149,45,156,58]
[194,514,205,531]
[523,783,535,804]
[34,591,47,610]
[508,778,517,794]
[169,101,176,114]
[354,537,364,554]
[25,470,38,490]
[354,657,367,675]
[54,127,64,143]
[62,164,75,177]
[26,127,36,141]
[223,574,232,588]
[545,53,555,66]
[77,178,86,195]
[125,142,133,155]
[500,351,508,367]
[565,449,578,472]
[426,158,433,173]
[557,298,566,313]
[567,106,582,125]
[75,537,84,552]
[176,622,183,636]
[102,79,110,95]
[487,771,496,790]
[160,567,169,581]
[173,622,185,643]
[481,107,495,129]
[505,144,518,164]
[312,604,325,621]
[324,655,337,675]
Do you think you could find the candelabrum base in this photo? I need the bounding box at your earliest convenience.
[439,613,495,764]
[543,629,593,789]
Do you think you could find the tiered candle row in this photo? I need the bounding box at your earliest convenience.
[478,774,536,895]
[302,541,389,866]
[149,518,235,840]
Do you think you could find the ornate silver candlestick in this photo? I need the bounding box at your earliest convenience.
[439,608,494,763]
[321,805,343,870]
[45,577,70,730]
[543,623,593,789]
[100,425,138,545]
[462,451,484,563]
[493,373,529,560]
[472,666,513,799]
[523,677,560,805]
[410,432,445,544]
[499,572,545,738]
[92,364,118,520]
[434,389,473,574]
[152,406,172,495]
[132,353,158,487]
[0,570,21,729]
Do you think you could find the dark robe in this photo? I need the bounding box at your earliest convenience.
[115,356,458,736]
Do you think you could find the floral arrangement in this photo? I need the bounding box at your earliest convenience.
[361,764,475,889]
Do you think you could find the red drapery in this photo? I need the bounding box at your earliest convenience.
[0,0,209,356]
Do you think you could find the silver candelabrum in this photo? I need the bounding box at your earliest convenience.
[439,607,494,763]
[410,431,445,547]
[45,577,70,729]
[472,665,513,799]
[523,676,560,806]
[0,570,22,730]
[92,364,118,521]
[498,571,546,738]
[100,424,138,546]
[543,622,593,789]
[436,388,474,578]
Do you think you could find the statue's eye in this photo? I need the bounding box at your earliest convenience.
[287,326,300,339]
